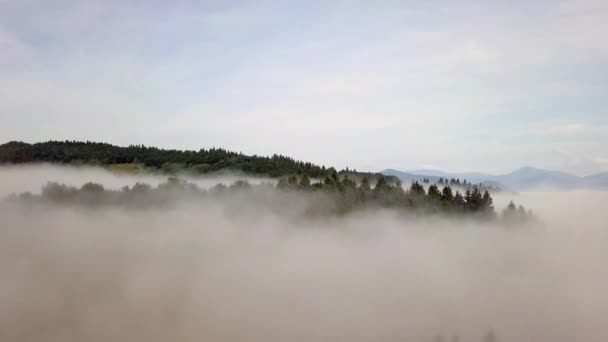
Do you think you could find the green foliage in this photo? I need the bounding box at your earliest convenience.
[410,181,425,196]
[2,141,532,223]
[373,175,390,194]
[298,174,311,190]
[0,141,400,185]
[453,191,465,212]
[12,175,536,224]
[441,186,454,203]
[161,162,185,174]
[440,185,454,211]
[189,163,211,174]
[427,184,441,199]
[41,182,77,202]
[0,140,329,178]
[81,182,104,193]
[287,175,298,187]
[108,163,141,174]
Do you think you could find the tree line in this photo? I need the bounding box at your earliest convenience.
[277,172,525,219]
[8,172,534,223]
[422,177,500,193]
[0,140,393,182]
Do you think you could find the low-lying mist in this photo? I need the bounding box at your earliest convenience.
[1,165,607,342]
[0,163,273,196]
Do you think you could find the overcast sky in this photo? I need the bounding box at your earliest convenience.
[1,0,607,175]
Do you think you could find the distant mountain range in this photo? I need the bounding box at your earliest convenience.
[383,167,608,190]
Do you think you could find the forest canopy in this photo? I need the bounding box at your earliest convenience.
[8,173,534,225]
[1,140,534,223]
[0,140,393,182]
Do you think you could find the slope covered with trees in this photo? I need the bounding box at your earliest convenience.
[0,140,392,182]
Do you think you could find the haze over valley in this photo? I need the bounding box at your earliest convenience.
[1,0,607,341]
[2,143,608,341]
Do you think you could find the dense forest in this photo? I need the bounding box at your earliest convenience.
[274,172,530,222]
[0,140,394,182]
[9,171,533,223]
[1,140,533,222]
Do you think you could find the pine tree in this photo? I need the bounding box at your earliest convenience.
[441,186,454,203]
[482,190,493,210]
[298,174,311,189]
[410,181,425,196]
[373,175,392,196]
[464,189,472,210]
[342,175,357,189]
[428,184,441,199]
[453,191,465,211]
[469,187,483,212]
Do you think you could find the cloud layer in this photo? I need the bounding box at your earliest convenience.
[1,165,608,341]
[1,0,607,174]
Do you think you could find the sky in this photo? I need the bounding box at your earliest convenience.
[1,0,607,176]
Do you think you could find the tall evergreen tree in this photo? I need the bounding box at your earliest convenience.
[481,190,493,211]
[410,181,426,196]
[427,184,441,200]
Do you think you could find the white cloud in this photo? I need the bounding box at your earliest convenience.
[0,1,607,174]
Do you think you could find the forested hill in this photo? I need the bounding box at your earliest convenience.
[0,140,392,180]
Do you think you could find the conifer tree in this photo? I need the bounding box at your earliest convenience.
[298,174,311,189]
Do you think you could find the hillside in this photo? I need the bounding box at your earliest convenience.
[0,140,393,182]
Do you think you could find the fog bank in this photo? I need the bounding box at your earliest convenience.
[1,165,607,342]
[0,163,272,197]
